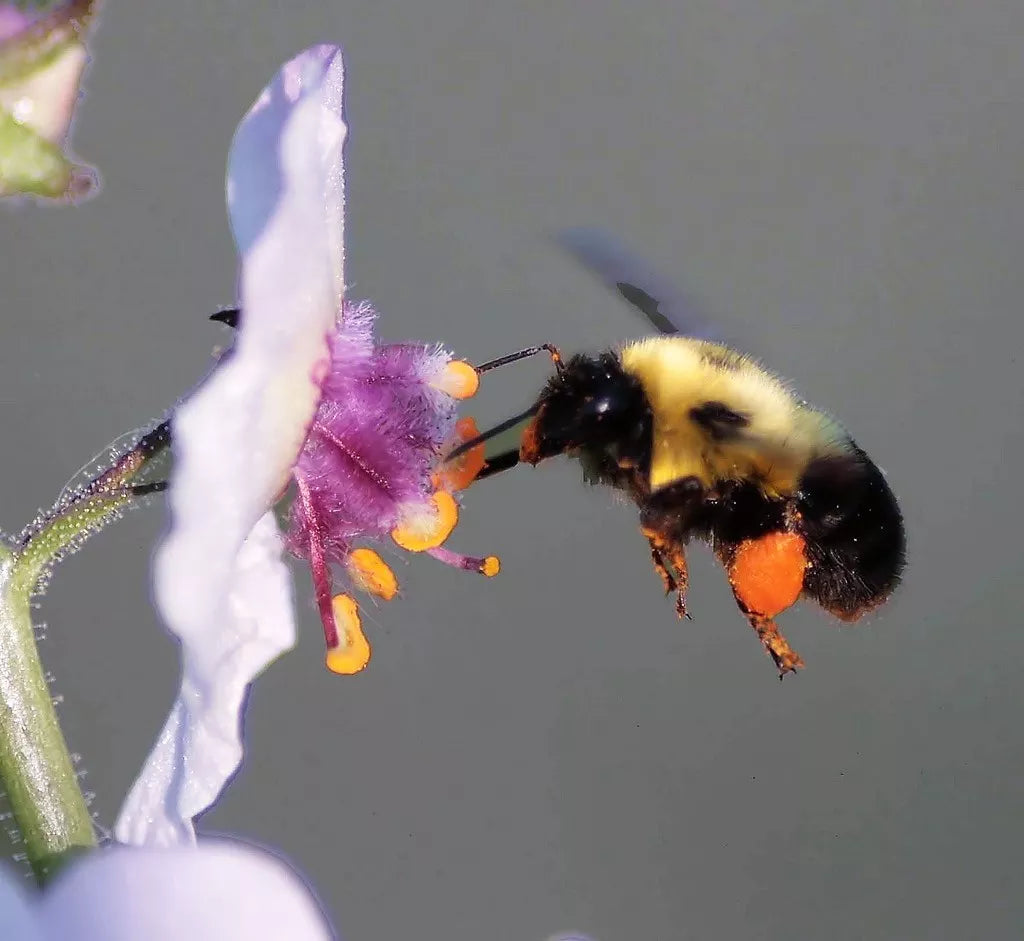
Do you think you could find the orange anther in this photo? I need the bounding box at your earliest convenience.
[431,360,480,400]
[325,594,371,675]
[436,416,486,491]
[481,556,500,577]
[391,490,459,552]
[347,548,399,601]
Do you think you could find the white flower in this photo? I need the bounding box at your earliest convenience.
[0,838,332,939]
[115,45,346,846]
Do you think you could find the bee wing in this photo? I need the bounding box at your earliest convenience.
[555,227,717,339]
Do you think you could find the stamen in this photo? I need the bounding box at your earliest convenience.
[430,360,480,399]
[347,548,399,601]
[325,594,371,675]
[391,490,458,551]
[427,545,500,576]
[435,417,486,491]
[295,473,339,649]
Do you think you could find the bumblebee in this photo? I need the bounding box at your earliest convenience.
[452,230,905,676]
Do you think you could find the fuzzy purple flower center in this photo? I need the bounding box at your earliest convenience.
[284,300,482,666]
[287,300,457,562]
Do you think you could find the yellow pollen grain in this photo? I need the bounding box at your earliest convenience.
[347,548,399,600]
[481,556,500,577]
[325,594,371,675]
[391,490,458,552]
[432,360,480,399]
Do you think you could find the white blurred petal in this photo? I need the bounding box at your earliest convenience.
[0,840,333,940]
[0,863,43,941]
[115,45,348,845]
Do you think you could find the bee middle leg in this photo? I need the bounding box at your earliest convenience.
[639,478,705,620]
[646,535,676,594]
[641,527,691,618]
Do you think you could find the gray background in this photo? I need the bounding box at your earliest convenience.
[3,1,1024,938]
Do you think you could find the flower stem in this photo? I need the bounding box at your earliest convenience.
[0,418,171,883]
[0,544,95,884]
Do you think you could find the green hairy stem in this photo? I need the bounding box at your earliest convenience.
[0,419,169,883]
[0,544,96,883]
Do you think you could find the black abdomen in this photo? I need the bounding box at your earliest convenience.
[796,447,905,619]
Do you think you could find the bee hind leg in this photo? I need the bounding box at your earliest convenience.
[735,608,805,678]
[722,531,809,678]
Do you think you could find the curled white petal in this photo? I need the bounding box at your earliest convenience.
[227,42,346,307]
[0,840,332,939]
[115,45,347,845]
[115,514,294,845]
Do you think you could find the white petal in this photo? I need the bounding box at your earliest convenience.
[115,514,294,846]
[227,43,346,306]
[226,43,346,484]
[115,45,348,845]
[38,840,333,940]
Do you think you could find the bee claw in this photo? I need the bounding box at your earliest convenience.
[777,662,800,680]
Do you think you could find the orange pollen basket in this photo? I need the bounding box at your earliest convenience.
[729,531,808,617]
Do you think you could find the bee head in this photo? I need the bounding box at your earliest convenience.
[520,352,650,465]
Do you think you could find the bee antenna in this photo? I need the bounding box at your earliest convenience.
[475,344,563,374]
